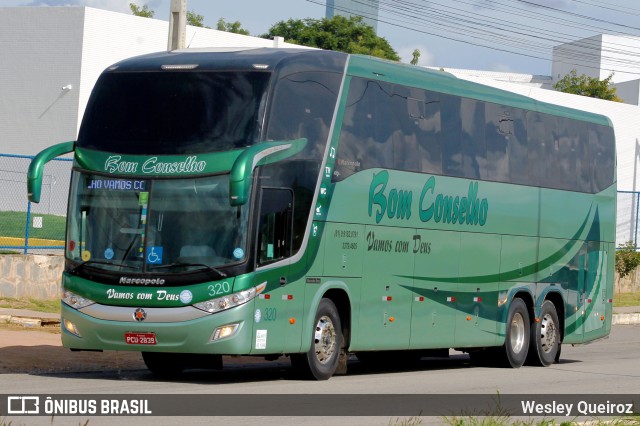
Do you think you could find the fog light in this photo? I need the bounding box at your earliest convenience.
[211,323,239,341]
[63,319,81,337]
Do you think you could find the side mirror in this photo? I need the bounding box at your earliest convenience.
[27,141,75,203]
[229,138,307,206]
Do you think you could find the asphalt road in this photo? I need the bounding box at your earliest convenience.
[1,325,639,425]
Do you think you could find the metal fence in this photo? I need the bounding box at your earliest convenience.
[1,152,640,253]
[0,153,72,254]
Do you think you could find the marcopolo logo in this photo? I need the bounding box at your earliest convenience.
[119,276,165,286]
[104,155,206,174]
[368,170,489,226]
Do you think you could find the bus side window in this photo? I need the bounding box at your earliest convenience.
[257,188,294,266]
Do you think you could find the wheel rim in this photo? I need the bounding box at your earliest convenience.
[314,315,337,364]
[510,312,526,354]
[540,313,557,354]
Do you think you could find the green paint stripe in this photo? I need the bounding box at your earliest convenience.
[398,205,593,284]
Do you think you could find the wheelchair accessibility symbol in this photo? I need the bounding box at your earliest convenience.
[146,246,163,264]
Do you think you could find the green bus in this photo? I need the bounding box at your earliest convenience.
[28,48,616,380]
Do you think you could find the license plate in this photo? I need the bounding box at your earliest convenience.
[124,332,157,345]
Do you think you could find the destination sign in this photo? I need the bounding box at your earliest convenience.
[86,178,146,191]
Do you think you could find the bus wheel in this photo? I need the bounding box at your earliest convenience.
[527,300,561,366]
[501,298,530,368]
[141,352,186,377]
[291,298,343,380]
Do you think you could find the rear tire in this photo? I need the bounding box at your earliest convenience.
[527,300,561,366]
[501,298,530,368]
[291,298,343,380]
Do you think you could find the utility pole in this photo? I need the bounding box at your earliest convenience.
[167,0,187,51]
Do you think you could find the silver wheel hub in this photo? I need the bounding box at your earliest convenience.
[314,315,336,364]
[540,313,557,353]
[510,312,526,354]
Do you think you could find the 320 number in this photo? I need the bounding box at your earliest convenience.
[208,281,231,297]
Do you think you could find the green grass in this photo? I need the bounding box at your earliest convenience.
[0,297,60,314]
[0,210,66,240]
[441,417,640,426]
[613,292,640,307]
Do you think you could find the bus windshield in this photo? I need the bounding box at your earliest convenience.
[77,71,270,155]
[66,172,249,275]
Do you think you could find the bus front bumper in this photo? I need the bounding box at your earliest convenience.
[60,301,255,354]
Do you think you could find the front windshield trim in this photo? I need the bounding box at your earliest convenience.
[73,147,244,178]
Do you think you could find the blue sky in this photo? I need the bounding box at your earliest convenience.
[4,0,640,76]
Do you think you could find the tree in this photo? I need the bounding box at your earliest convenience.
[615,241,640,279]
[217,18,250,35]
[187,10,207,28]
[411,48,421,65]
[553,69,622,102]
[261,16,400,61]
[129,3,154,18]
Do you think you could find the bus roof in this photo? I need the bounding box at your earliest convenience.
[347,54,613,127]
[104,48,611,128]
[104,47,347,73]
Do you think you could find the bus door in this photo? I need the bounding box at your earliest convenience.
[409,229,459,349]
[355,225,414,350]
[251,187,303,354]
[563,242,607,343]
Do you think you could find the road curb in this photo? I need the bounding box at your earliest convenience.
[1,314,57,328]
[612,313,640,325]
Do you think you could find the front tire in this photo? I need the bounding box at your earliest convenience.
[291,298,343,380]
[501,298,530,368]
[527,300,561,366]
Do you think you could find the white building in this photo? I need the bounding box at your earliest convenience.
[552,34,640,105]
[0,6,301,157]
[0,6,301,218]
[326,0,380,32]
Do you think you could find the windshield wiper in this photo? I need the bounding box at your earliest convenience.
[71,260,138,273]
[148,262,227,278]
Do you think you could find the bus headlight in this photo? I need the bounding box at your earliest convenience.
[62,289,95,310]
[194,281,266,314]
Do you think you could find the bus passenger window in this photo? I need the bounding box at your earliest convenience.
[441,94,463,177]
[257,188,293,266]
